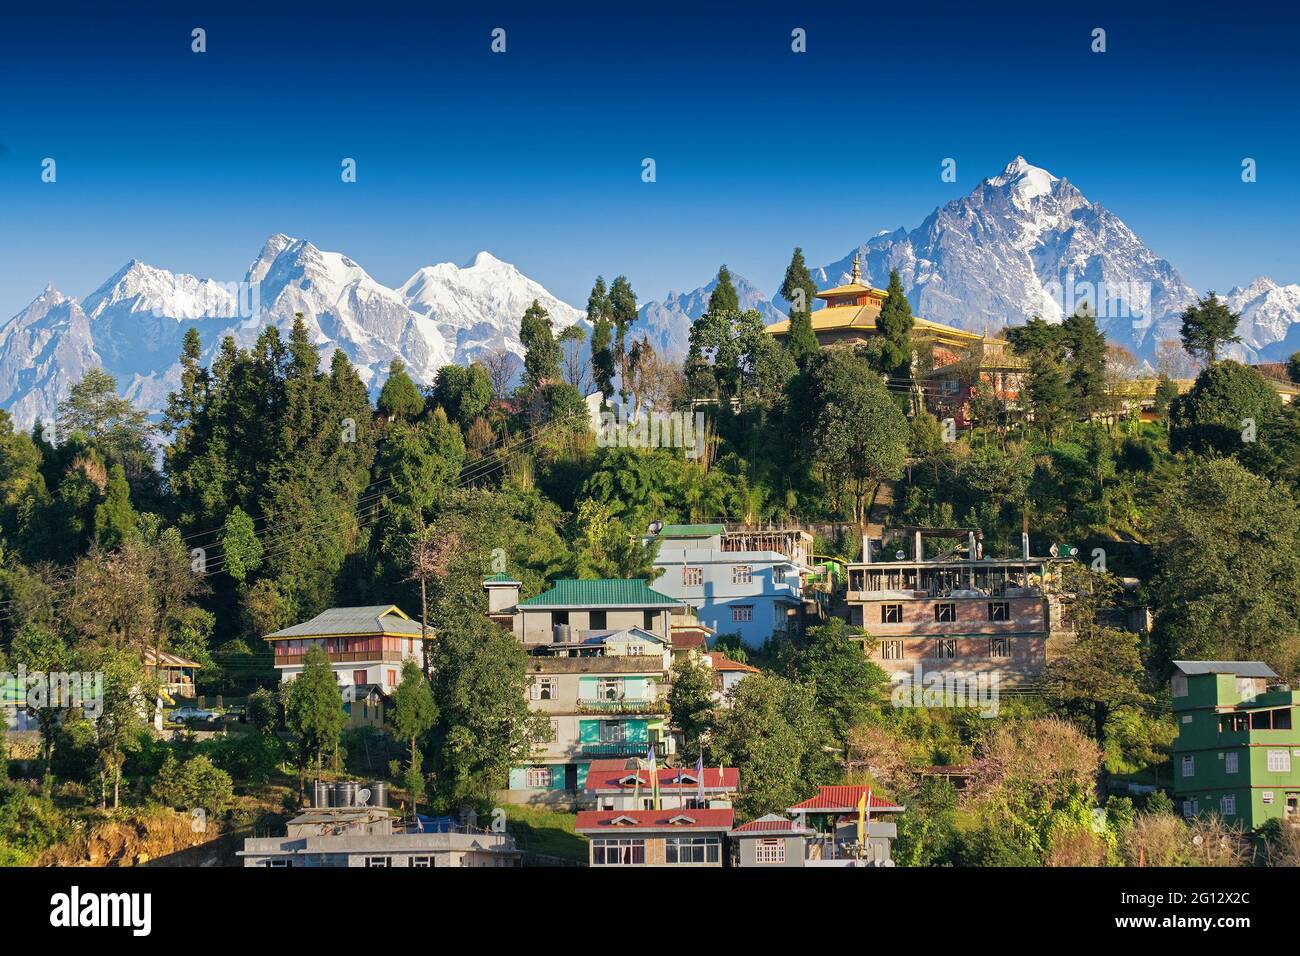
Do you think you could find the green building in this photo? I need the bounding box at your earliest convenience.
[1171,660,1299,829]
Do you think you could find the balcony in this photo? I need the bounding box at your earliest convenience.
[274,650,411,666]
[576,699,670,716]
[582,741,666,759]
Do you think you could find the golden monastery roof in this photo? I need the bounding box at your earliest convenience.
[816,282,883,300]
[766,303,993,349]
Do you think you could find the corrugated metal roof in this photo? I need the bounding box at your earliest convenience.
[1173,661,1279,679]
[584,766,739,792]
[575,809,735,833]
[787,786,903,813]
[658,523,725,538]
[730,814,812,836]
[518,579,681,608]
[482,572,520,584]
[264,605,424,640]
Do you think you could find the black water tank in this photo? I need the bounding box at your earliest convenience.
[368,780,388,808]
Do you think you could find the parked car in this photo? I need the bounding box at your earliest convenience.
[170,706,219,724]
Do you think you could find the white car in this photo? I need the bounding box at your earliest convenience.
[170,706,218,723]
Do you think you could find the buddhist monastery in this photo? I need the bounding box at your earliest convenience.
[765,254,1028,427]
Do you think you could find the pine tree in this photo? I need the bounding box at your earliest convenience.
[219,505,263,585]
[587,277,616,402]
[779,247,820,366]
[876,269,915,384]
[92,463,136,550]
[519,299,560,391]
[607,276,638,403]
[1062,306,1107,419]
[390,660,437,811]
[1180,292,1242,366]
[377,358,424,420]
[283,646,346,779]
[707,265,740,315]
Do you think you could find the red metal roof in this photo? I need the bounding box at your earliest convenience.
[730,814,812,835]
[710,654,759,673]
[672,634,708,652]
[585,766,739,792]
[787,786,902,813]
[576,809,735,833]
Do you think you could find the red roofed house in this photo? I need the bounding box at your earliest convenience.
[785,785,905,866]
[728,814,816,867]
[575,808,734,866]
[584,758,739,811]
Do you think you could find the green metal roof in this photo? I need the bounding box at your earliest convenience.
[518,579,682,608]
[482,572,520,584]
[657,523,725,538]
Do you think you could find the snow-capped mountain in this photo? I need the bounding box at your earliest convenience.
[809,157,1208,359]
[1224,276,1300,361]
[400,251,584,363]
[0,236,586,431]
[634,272,785,360]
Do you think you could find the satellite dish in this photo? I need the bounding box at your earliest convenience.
[356,788,371,807]
[895,550,906,561]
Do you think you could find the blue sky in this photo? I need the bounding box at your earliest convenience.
[1,1,1297,320]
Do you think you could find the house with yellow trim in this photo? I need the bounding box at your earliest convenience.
[264,604,426,699]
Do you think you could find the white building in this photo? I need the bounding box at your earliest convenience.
[648,524,813,647]
[264,605,425,696]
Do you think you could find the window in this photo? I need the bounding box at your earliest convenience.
[881,604,903,624]
[1250,708,1293,730]
[774,567,786,585]
[387,669,397,687]
[525,767,553,788]
[596,679,623,701]
[934,638,956,660]
[364,856,392,868]
[627,644,644,655]
[934,603,956,623]
[1225,752,1239,774]
[1267,750,1292,773]
[591,838,645,865]
[989,637,1010,659]
[643,611,658,631]
[590,610,607,630]
[682,567,703,587]
[1181,755,1195,777]
[1219,714,1248,733]
[598,722,627,743]
[530,677,558,701]
[731,605,754,623]
[732,565,753,585]
[1171,673,1188,697]
[1182,799,1198,818]
[264,859,293,867]
[1263,791,1275,805]
[1220,794,1236,816]
[410,856,433,868]
[755,839,786,864]
[987,601,1010,622]
[665,836,721,864]
[352,669,368,685]
[880,640,905,661]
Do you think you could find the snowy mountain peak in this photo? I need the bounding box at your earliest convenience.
[987,156,1059,202]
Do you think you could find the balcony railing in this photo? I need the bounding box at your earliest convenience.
[582,742,666,758]
[274,650,410,666]
[576,699,669,715]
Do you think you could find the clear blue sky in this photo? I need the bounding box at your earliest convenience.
[1,0,1297,320]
